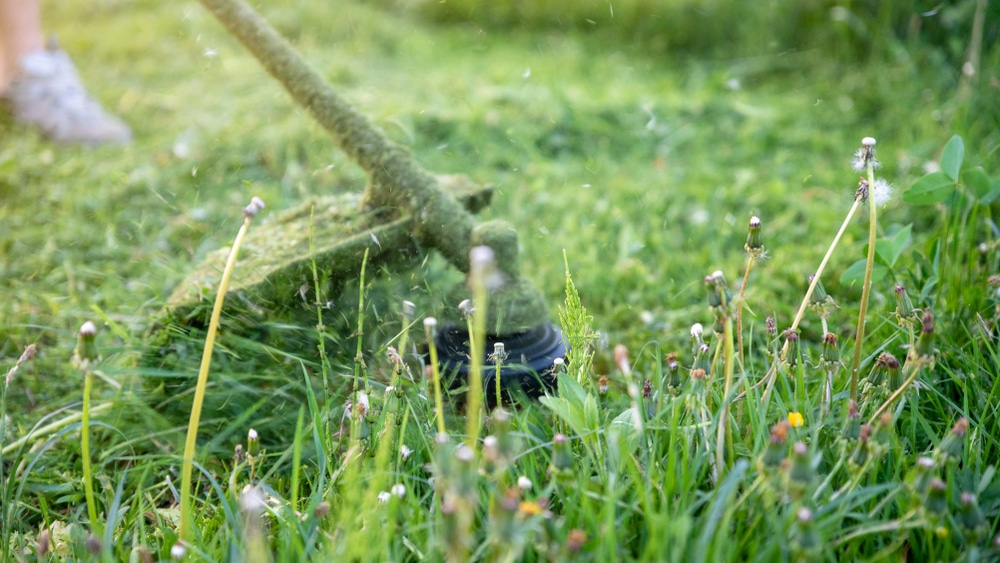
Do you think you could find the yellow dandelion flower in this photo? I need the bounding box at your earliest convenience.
[519,501,543,516]
[788,412,804,428]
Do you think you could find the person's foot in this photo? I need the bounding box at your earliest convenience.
[1,46,131,145]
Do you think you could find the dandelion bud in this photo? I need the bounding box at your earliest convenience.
[690,368,706,381]
[73,321,101,371]
[642,379,652,399]
[894,285,916,320]
[549,433,574,476]
[85,534,101,555]
[924,478,948,517]
[783,328,800,366]
[958,492,987,539]
[517,475,533,491]
[759,420,790,470]
[247,428,259,457]
[915,309,935,358]
[842,400,861,440]
[788,441,814,496]
[906,456,936,499]
[705,270,731,308]
[765,316,776,335]
[745,216,764,256]
[598,375,608,395]
[234,443,244,465]
[820,333,839,365]
[170,542,186,561]
[794,507,819,552]
[242,196,266,218]
[936,418,968,462]
[874,412,894,450]
[884,353,902,390]
[808,274,828,305]
[666,352,682,391]
[850,424,873,467]
[694,343,711,373]
[866,353,891,388]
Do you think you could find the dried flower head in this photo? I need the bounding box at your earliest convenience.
[243,196,266,218]
[852,137,880,172]
[598,375,609,395]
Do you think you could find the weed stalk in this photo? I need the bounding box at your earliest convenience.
[178,196,264,543]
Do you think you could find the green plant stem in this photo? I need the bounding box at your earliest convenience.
[81,371,101,535]
[849,162,878,403]
[179,214,253,544]
[760,197,863,403]
[494,356,503,410]
[736,255,755,366]
[427,335,446,436]
[715,309,736,476]
[465,270,487,449]
[353,248,371,404]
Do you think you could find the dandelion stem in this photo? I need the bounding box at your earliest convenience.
[761,198,863,403]
[427,337,446,436]
[81,371,101,535]
[850,162,879,402]
[179,211,255,543]
[465,264,487,450]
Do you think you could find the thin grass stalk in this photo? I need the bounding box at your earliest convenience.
[849,161,879,402]
[179,198,261,543]
[736,256,754,366]
[353,248,371,403]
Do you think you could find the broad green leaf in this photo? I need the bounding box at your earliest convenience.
[904,171,954,205]
[840,259,888,286]
[877,224,912,268]
[940,135,964,181]
[964,166,992,202]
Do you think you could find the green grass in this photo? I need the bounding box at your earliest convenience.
[1,0,999,560]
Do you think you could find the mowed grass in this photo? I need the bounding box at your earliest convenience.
[1,0,998,559]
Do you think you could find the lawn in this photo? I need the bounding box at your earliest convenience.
[1,0,998,560]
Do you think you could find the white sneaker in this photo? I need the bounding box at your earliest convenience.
[2,47,132,145]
